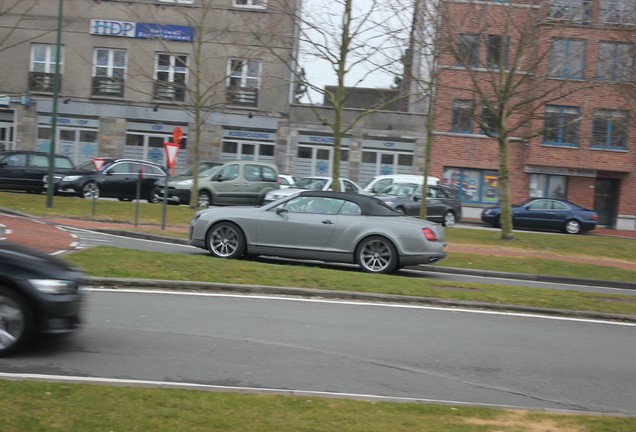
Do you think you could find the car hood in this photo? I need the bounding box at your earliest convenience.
[267,188,307,197]
[0,241,82,279]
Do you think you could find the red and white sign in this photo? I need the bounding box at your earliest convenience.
[92,157,107,171]
[164,127,183,175]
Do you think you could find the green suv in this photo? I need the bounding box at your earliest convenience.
[161,160,279,207]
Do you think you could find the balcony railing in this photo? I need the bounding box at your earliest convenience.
[92,76,124,97]
[29,72,59,93]
[226,86,258,106]
[153,81,186,102]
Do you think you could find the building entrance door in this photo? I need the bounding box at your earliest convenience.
[594,179,618,227]
[0,123,14,151]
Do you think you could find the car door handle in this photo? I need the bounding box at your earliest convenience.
[321,219,334,224]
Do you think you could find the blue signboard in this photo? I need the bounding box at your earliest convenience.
[136,24,194,42]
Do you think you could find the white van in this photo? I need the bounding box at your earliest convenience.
[363,174,439,195]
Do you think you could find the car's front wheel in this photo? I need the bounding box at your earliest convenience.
[442,211,456,227]
[0,287,33,357]
[81,182,100,199]
[197,190,212,208]
[206,222,246,259]
[356,236,398,274]
[564,219,582,234]
[148,186,162,204]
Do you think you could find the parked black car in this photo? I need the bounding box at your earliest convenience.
[54,158,167,202]
[0,241,86,356]
[375,183,463,227]
[0,150,75,194]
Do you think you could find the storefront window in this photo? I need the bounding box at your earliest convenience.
[442,167,500,203]
[529,174,566,199]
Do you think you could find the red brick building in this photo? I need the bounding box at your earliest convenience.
[429,0,635,230]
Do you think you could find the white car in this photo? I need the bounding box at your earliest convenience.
[264,176,363,203]
[278,174,296,189]
[363,174,439,195]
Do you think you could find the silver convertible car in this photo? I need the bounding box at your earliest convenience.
[189,191,448,274]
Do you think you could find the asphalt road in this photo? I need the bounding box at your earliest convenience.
[2,289,635,414]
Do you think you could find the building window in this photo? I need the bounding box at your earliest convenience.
[92,48,127,97]
[486,35,508,69]
[451,100,474,133]
[480,105,498,136]
[29,44,64,92]
[226,59,261,106]
[596,42,633,83]
[529,174,567,199]
[600,0,635,25]
[233,0,267,8]
[543,105,580,146]
[548,38,586,80]
[442,167,500,204]
[548,0,592,24]
[154,53,188,101]
[456,34,480,68]
[591,109,628,149]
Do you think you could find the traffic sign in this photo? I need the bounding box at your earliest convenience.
[92,157,107,171]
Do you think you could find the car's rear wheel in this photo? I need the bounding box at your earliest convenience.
[442,211,456,227]
[0,287,33,357]
[356,236,398,274]
[198,190,212,208]
[206,222,246,259]
[564,219,582,234]
[81,182,100,199]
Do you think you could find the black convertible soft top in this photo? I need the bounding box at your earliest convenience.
[296,190,400,216]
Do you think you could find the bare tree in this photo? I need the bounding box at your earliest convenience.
[119,1,276,208]
[260,0,417,191]
[436,0,595,239]
[0,0,45,54]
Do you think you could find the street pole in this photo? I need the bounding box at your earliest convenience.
[46,0,64,208]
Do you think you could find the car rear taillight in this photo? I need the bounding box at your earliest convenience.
[422,227,437,241]
[592,215,598,221]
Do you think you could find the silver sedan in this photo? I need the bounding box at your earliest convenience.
[189,191,448,274]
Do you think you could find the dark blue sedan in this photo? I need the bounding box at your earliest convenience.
[481,198,598,234]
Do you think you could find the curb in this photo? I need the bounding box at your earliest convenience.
[85,276,636,324]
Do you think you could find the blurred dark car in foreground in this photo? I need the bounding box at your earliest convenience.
[0,150,75,194]
[0,241,85,356]
[189,191,448,274]
[375,183,462,227]
[481,198,598,234]
[52,158,167,202]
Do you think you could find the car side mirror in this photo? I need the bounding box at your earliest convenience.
[414,195,420,202]
[213,173,223,182]
[276,207,288,215]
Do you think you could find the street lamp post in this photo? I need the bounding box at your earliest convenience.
[46,0,64,208]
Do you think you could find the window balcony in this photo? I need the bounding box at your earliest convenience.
[29,72,58,93]
[92,76,124,97]
[226,86,258,106]
[153,81,186,102]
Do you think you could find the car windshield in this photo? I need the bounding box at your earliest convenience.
[294,177,328,190]
[378,183,418,198]
[75,161,99,172]
[181,162,222,176]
